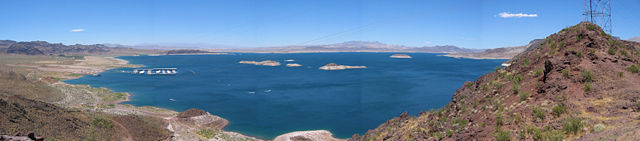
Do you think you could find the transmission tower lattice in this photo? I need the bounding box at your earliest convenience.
[583,0,612,33]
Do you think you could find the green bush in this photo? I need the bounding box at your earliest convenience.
[619,72,624,77]
[589,49,596,55]
[620,50,629,57]
[584,83,592,92]
[496,113,504,127]
[582,70,594,82]
[532,106,545,121]
[535,68,543,76]
[551,104,566,117]
[545,130,564,141]
[562,69,569,78]
[91,117,114,129]
[628,65,639,73]
[586,24,597,30]
[562,117,584,135]
[523,58,530,67]
[518,92,529,102]
[513,74,522,84]
[196,129,218,139]
[577,51,583,58]
[495,129,511,141]
[593,124,605,133]
[576,35,582,41]
[608,48,617,55]
[512,84,520,94]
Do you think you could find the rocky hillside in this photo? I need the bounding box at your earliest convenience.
[350,22,640,140]
[0,71,172,140]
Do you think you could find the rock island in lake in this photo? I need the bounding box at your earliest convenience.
[389,54,412,58]
[239,60,281,66]
[319,63,366,70]
[286,63,302,67]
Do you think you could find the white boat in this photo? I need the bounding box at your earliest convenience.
[169,98,176,101]
[264,89,272,93]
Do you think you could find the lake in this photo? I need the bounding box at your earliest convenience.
[65,53,505,139]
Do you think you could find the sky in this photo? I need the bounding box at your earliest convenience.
[0,0,638,49]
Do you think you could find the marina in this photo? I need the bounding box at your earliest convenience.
[133,68,178,75]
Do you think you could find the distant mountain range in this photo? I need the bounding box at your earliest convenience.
[206,41,482,53]
[0,40,159,55]
[628,37,640,42]
[444,39,544,59]
[1,40,483,55]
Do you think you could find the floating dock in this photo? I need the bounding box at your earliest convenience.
[133,68,178,75]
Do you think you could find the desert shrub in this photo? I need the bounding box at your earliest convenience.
[512,84,520,94]
[628,65,639,73]
[620,50,629,57]
[562,69,569,78]
[608,48,617,55]
[528,126,543,140]
[582,70,594,82]
[619,72,624,77]
[545,130,564,141]
[532,106,545,121]
[482,84,488,91]
[577,51,583,58]
[495,129,511,141]
[523,58,530,67]
[593,124,605,133]
[551,104,566,117]
[584,83,592,92]
[637,101,640,111]
[589,49,596,55]
[576,35,582,41]
[586,24,597,30]
[92,117,114,129]
[513,74,522,84]
[535,68,543,76]
[562,117,583,135]
[196,129,218,139]
[518,92,529,102]
[496,113,504,127]
[453,118,467,127]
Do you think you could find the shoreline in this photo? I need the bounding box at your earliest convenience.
[64,55,345,141]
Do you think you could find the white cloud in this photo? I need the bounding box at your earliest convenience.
[498,12,538,18]
[70,29,85,32]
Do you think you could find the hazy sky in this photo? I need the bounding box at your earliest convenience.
[1,0,638,49]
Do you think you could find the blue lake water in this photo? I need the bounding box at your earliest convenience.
[65,53,505,139]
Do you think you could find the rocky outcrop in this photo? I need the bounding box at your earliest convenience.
[319,63,366,70]
[177,108,208,118]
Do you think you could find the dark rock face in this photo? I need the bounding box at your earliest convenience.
[177,108,208,118]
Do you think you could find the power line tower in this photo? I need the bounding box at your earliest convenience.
[583,0,612,33]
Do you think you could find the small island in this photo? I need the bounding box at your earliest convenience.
[238,60,281,66]
[389,54,412,58]
[319,63,366,70]
[286,63,302,67]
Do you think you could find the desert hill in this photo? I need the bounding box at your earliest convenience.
[350,22,640,140]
